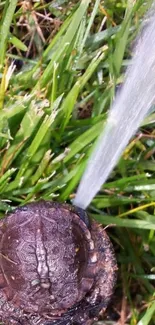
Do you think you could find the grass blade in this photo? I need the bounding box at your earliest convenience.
[0,0,18,67]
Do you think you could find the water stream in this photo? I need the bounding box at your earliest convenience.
[74,4,155,209]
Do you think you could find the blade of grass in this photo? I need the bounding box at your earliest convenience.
[8,34,28,51]
[15,95,62,180]
[0,0,18,67]
[0,101,44,173]
[64,119,105,163]
[137,301,155,325]
[118,202,155,218]
[15,113,56,180]
[0,168,16,188]
[0,63,7,109]
[33,0,91,91]
[80,0,101,53]
[60,48,107,129]
[93,196,150,208]
[91,213,155,230]
[113,0,145,77]
[31,150,52,185]
[60,160,86,201]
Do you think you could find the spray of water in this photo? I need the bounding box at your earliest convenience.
[74,4,155,210]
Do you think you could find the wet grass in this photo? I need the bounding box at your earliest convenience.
[0,0,155,324]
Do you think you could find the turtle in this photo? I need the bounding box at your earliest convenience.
[0,200,117,325]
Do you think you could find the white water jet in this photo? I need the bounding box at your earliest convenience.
[74,4,155,209]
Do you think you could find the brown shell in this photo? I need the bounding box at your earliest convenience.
[0,200,117,325]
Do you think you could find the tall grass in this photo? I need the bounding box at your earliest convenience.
[0,0,155,324]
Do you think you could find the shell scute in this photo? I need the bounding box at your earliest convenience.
[0,200,117,325]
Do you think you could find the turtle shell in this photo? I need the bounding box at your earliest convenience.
[0,200,117,325]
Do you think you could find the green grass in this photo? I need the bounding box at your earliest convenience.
[0,0,155,324]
